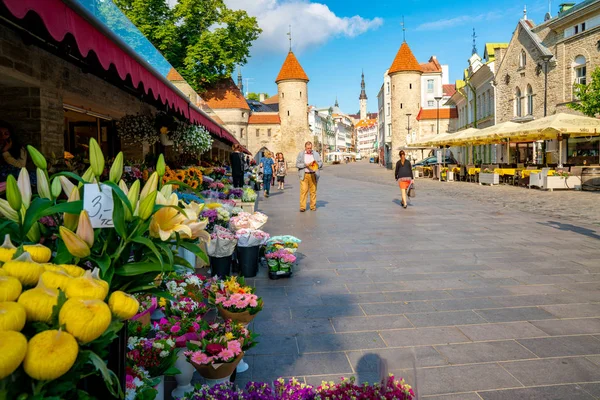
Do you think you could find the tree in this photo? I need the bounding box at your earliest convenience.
[246,92,269,101]
[569,67,600,117]
[112,0,261,92]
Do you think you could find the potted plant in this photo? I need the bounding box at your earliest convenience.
[479,168,499,185]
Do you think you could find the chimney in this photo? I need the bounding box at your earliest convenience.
[559,2,575,14]
[259,93,266,102]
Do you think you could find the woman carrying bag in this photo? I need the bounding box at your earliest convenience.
[394,150,414,209]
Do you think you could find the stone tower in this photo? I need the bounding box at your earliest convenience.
[388,41,422,165]
[359,70,367,120]
[276,50,310,164]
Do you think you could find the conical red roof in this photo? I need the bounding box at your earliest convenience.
[275,51,309,83]
[388,42,422,74]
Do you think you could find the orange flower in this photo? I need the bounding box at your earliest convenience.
[64,151,74,160]
[142,170,149,181]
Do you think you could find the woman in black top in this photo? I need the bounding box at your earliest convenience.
[394,150,413,209]
[229,144,244,188]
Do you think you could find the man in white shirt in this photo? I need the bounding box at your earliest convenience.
[295,141,323,212]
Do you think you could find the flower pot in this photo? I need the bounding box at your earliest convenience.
[154,375,165,400]
[204,375,233,388]
[268,270,293,280]
[479,173,499,185]
[217,305,257,324]
[237,246,260,277]
[191,352,244,380]
[210,255,232,278]
[171,350,195,399]
[178,247,197,269]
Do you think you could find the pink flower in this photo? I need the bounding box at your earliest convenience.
[190,352,211,365]
[218,348,235,361]
[192,322,200,331]
[228,340,242,354]
[170,325,181,334]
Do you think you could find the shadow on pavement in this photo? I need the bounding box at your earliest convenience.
[316,200,329,208]
[539,221,600,240]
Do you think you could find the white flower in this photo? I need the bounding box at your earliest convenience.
[127,336,139,350]
[159,350,169,358]
[153,342,165,349]
[133,377,144,388]
[166,338,175,347]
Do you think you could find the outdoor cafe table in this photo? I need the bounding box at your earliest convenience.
[521,169,556,178]
[494,168,523,176]
[468,167,481,175]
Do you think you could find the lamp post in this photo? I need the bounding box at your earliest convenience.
[405,113,411,160]
[434,96,443,135]
[540,54,552,117]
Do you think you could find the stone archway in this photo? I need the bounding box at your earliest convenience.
[254,147,272,163]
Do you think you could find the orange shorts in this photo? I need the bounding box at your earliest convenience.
[398,180,411,190]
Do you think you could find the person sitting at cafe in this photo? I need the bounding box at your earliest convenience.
[0,120,27,169]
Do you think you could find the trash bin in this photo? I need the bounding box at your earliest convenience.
[237,246,260,277]
[210,255,233,278]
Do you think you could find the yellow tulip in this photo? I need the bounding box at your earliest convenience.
[108,291,139,320]
[18,283,58,323]
[63,187,81,231]
[0,234,17,262]
[0,276,22,302]
[23,244,52,263]
[59,226,90,258]
[0,301,26,331]
[140,171,158,201]
[3,253,44,287]
[109,151,123,183]
[59,176,75,198]
[59,298,112,343]
[36,168,52,200]
[23,330,78,381]
[65,268,108,300]
[89,138,105,178]
[0,330,27,379]
[76,210,94,248]
[5,175,22,211]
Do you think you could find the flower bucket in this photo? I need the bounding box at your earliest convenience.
[171,350,195,399]
[191,352,244,380]
[154,375,165,400]
[236,246,260,278]
[210,255,232,278]
[217,305,257,324]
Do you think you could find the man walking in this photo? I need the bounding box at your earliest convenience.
[296,141,323,212]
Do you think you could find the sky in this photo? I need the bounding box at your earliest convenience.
[226,0,555,114]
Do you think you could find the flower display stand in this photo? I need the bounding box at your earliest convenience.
[447,171,455,182]
[154,375,165,400]
[235,199,256,213]
[479,173,500,186]
[171,350,195,399]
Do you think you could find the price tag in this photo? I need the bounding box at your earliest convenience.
[83,184,114,228]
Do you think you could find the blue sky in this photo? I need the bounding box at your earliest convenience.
[231,0,552,114]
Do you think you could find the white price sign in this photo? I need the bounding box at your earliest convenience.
[83,184,114,228]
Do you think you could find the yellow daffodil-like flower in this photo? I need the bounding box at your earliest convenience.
[23,330,78,381]
[0,330,27,379]
[0,234,17,262]
[3,253,44,287]
[205,203,222,209]
[59,298,112,343]
[18,281,58,323]
[0,301,26,331]
[40,270,73,291]
[65,268,108,300]
[149,193,192,241]
[59,226,90,259]
[159,297,167,307]
[108,291,140,320]
[22,244,52,263]
[225,332,234,341]
[0,276,21,302]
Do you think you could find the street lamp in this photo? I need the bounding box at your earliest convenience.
[405,113,411,159]
[434,96,443,135]
[540,54,553,117]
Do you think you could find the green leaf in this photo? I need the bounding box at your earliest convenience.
[84,350,123,399]
[164,367,181,376]
[91,253,111,279]
[173,254,192,270]
[131,236,164,268]
[52,239,73,265]
[49,171,86,184]
[155,242,174,267]
[178,241,209,264]
[21,197,52,235]
[111,194,127,239]
[50,291,68,328]
[103,181,133,214]
[115,260,172,276]
[163,179,200,193]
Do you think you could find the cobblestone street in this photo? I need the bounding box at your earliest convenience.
[240,162,600,399]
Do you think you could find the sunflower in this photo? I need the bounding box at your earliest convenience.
[176,171,185,182]
[190,180,199,189]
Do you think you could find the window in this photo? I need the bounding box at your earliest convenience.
[427,80,434,93]
[386,82,390,94]
[526,85,533,115]
[575,25,579,34]
[519,50,526,68]
[386,103,390,116]
[409,83,412,89]
[574,55,587,85]
[241,128,244,138]
[256,129,260,137]
[480,95,485,118]
[400,103,403,109]
[242,112,246,118]
[268,128,271,137]
[427,100,434,107]
[282,93,284,98]
[387,123,391,137]
[300,91,302,97]
[287,110,290,116]
[515,87,522,117]
[582,22,586,32]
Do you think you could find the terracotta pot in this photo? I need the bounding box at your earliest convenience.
[217,306,257,324]
[191,352,244,380]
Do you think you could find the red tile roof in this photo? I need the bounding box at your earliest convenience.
[443,84,456,97]
[420,56,442,73]
[202,78,249,110]
[355,119,377,128]
[416,108,458,121]
[248,114,281,124]
[275,51,309,83]
[389,42,422,74]
[263,94,279,105]
[166,67,184,81]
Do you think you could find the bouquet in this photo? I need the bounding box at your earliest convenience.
[201,205,231,231]
[228,188,244,200]
[163,272,208,303]
[229,212,268,231]
[241,187,257,203]
[164,297,209,319]
[266,235,301,253]
[126,336,179,377]
[205,276,263,322]
[235,229,270,247]
[207,226,238,258]
[125,366,160,400]
[230,207,243,216]
[153,316,206,348]
[265,249,296,275]
[131,294,157,325]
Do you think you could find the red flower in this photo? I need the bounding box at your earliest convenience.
[206,343,225,355]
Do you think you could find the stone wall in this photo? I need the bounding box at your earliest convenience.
[278,79,310,165]
[390,71,422,165]
[210,108,249,145]
[246,123,282,159]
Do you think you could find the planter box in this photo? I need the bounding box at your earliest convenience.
[544,176,581,191]
[479,173,500,185]
[447,171,454,182]
[234,199,256,213]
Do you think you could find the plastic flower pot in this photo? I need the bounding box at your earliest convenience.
[217,305,257,324]
[237,246,260,278]
[210,255,232,278]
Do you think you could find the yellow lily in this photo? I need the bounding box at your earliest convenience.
[63,187,80,231]
[76,211,94,248]
[178,202,209,242]
[149,193,191,241]
[58,176,75,198]
[59,226,90,258]
[140,172,158,201]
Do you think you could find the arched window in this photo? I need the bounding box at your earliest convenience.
[519,50,527,68]
[574,55,587,85]
[526,85,534,115]
[515,87,522,117]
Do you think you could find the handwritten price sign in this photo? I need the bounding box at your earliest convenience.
[83,184,114,228]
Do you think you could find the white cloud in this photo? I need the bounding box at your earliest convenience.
[224,0,383,53]
[416,11,503,31]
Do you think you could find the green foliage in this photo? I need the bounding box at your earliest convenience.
[247,92,269,101]
[113,0,261,91]
[569,67,600,117]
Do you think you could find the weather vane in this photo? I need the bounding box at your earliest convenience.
[401,16,406,42]
[287,25,292,51]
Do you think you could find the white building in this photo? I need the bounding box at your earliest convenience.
[377,69,392,167]
[356,119,378,156]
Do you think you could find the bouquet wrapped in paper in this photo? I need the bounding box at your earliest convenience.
[207,226,238,257]
[235,229,270,248]
[229,212,268,231]
[266,235,301,253]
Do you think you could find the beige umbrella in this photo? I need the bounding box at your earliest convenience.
[506,113,600,141]
[461,121,522,145]
[445,127,481,146]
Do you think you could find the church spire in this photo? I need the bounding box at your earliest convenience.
[237,66,244,95]
[335,96,339,107]
[359,70,367,100]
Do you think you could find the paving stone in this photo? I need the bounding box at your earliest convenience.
[346,283,408,293]
[581,383,600,398]
[332,315,413,332]
[291,305,365,319]
[435,340,537,364]
[501,357,600,386]
[380,327,471,347]
[540,303,600,318]
[250,353,353,381]
[446,287,513,298]
[253,318,334,335]
[361,301,435,316]
[296,331,386,353]
[587,355,600,366]
[517,335,600,357]
[383,290,452,302]
[406,310,488,327]
[474,307,555,323]
[429,298,501,311]
[457,321,550,341]
[320,292,387,304]
[421,394,482,400]
[248,335,298,355]
[347,346,448,372]
[504,285,567,295]
[477,385,596,400]
[531,318,600,335]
